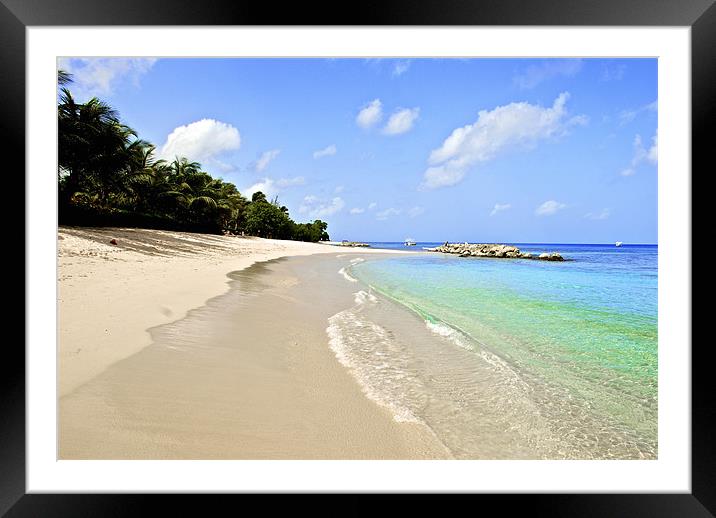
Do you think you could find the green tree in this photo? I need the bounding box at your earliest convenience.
[57,82,329,239]
[251,191,268,204]
[244,200,293,239]
[58,88,137,206]
[292,219,330,242]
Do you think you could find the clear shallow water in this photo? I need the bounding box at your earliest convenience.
[340,243,657,458]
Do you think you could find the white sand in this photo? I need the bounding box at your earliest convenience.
[58,227,450,459]
[58,227,400,397]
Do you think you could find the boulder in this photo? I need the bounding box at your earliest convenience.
[428,243,566,262]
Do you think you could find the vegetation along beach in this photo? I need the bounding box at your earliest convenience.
[58,58,658,459]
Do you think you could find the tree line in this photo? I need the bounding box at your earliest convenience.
[57,71,329,242]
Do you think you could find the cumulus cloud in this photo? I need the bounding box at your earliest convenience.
[313,144,337,159]
[58,57,157,98]
[513,59,583,89]
[244,178,277,199]
[368,202,377,210]
[376,207,401,220]
[243,176,304,199]
[621,132,657,176]
[356,99,383,129]
[420,92,586,190]
[383,107,420,136]
[536,200,566,216]
[490,203,511,216]
[158,119,241,163]
[585,208,611,220]
[299,196,345,218]
[392,60,411,77]
[253,149,280,172]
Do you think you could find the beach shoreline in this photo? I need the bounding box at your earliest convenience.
[58,227,448,459]
[58,226,408,397]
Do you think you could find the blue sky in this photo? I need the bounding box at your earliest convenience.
[59,57,658,243]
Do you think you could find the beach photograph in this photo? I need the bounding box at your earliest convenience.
[57,57,658,460]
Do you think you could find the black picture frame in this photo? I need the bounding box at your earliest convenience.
[5,0,709,514]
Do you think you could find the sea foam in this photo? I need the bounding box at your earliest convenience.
[338,267,358,282]
[326,302,423,424]
[425,320,473,351]
[354,290,378,305]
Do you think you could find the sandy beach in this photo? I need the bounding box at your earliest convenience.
[58,227,449,459]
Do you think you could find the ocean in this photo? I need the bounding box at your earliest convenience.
[329,243,657,459]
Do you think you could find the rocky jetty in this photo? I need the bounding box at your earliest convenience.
[338,240,370,247]
[426,242,564,261]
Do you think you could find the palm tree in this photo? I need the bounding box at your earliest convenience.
[59,88,128,203]
[58,69,73,86]
[56,82,329,239]
[169,157,201,178]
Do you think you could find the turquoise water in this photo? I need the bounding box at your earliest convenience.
[346,244,657,458]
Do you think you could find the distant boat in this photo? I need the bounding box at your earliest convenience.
[615,241,623,247]
[404,238,417,246]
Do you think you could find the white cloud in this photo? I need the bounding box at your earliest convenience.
[351,202,377,215]
[158,119,241,163]
[407,206,425,218]
[421,166,466,190]
[619,100,657,125]
[646,134,658,164]
[585,208,611,220]
[299,196,345,218]
[421,92,585,190]
[253,149,280,172]
[334,185,344,194]
[513,60,583,89]
[600,63,627,82]
[243,176,304,199]
[356,99,383,129]
[383,107,420,136]
[621,132,657,176]
[490,203,512,216]
[313,144,337,159]
[536,200,566,216]
[244,178,277,199]
[58,57,157,98]
[392,60,411,77]
[376,208,401,220]
[276,176,305,188]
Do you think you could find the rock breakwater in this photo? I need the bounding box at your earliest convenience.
[426,243,564,261]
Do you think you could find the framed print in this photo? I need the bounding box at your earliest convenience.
[6,0,710,514]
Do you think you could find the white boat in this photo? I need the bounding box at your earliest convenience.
[615,241,623,247]
[404,238,416,246]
